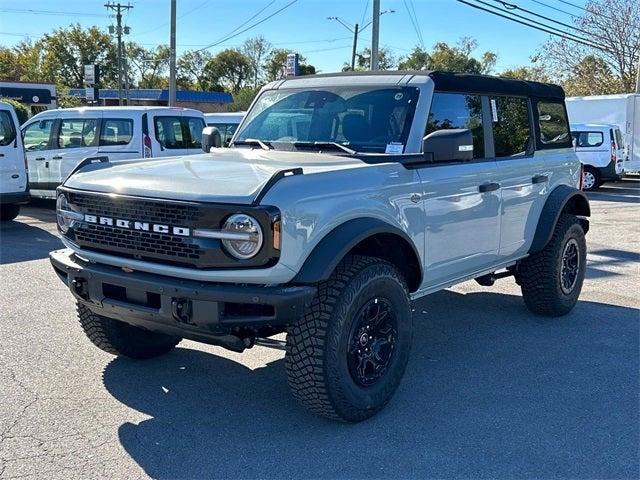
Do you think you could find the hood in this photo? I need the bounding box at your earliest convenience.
[64,148,369,204]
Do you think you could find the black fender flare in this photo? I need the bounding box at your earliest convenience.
[292,217,423,289]
[529,185,590,253]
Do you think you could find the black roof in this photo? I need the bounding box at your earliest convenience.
[296,70,565,100]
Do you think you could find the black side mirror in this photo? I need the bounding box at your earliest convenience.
[423,128,474,163]
[202,126,222,153]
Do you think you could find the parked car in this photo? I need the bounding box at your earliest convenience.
[21,106,206,198]
[204,111,245,146]
[51,71,589,422]
[566,94,640,173]
[571,123,625,191]
[0,100,29,221]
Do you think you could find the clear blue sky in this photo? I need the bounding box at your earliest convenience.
[0,0,590,73]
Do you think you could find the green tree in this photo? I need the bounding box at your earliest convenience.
[126,43,170,89]
[0,98,29,124]
[208,49,252,94]
[242,36,271,89]
[563,55,620,95]
[399,37,496,74]
[177,49,218,91]
[355,47,396,70]
[0,40,49,82]
[40,24,117,88]
[500,66,549,82]
[264,49,315,81]
[229,86,260,111]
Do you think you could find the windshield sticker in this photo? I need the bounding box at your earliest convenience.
[394,92,404,101]
[490,99,498,122]
[385,143,404,155]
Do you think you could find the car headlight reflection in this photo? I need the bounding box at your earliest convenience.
[221,214,263,259]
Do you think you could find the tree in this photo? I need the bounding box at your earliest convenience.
[40,24,118,88]
[177,49,217,91]
[264,49,315,81]
[537,0,639,94]
[229,86,260,111]
[208,49,252,94]
[0,98,29,124]
[126,43,170,89]
[355,47,396,70]
[242,36,271,89]
[500,66,549,82]
[398,37,496,74]
[0,40,49,82]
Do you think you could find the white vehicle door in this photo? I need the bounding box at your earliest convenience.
[183,115,206,155]
[151,113,185,157]
[573,130,606,168]
[97,115,139,161]
[0,107,26,195]
[22,117,56,193]
[49,114,101,189]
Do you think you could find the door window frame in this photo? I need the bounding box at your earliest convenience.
[99,118,134,147]
[23,118,57,151]
[485,94,536,161]
[54,117,101,149]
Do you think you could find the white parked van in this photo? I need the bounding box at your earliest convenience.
[204,111,245,146]
[571,123,625,191]
[0,101,29,221]
[21,106,207,198]
[566,94,639,173]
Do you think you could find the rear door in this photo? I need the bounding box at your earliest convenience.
[573,130,606,168]
[22,116,56,193]
[152,114,185,157]
[183,115,206,154]
[0,107,26,195]
[97,115,139,161]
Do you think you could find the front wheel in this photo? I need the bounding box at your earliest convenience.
[0,204,20,221]
[517,215,587,316]
[285,255,413,422]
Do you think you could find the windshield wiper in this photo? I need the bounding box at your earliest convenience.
[233,139,272,150]
[292,141,357,155]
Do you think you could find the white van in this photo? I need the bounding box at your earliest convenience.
[571,123,625,191]
[0,101,29,221]
[21,106,207,198]
[204,111,245,146]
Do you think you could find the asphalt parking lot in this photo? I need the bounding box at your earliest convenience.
[0,179,638,479]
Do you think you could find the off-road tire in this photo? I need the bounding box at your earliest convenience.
[582,166,601,191]
[0,204,20,221]
[518,214,587,316]
[77,303,181,359]
[285,255,413,422]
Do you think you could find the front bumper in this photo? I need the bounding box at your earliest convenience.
[0,191,30,205]
[50,248,316,347]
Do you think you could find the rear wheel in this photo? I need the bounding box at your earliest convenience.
[285,255,413,422]
[582,166,601,191]
[0,204,20,221]
[77,303,181,359]
[518,215,587,316]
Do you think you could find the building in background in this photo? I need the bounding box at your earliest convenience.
[0,80,57,113]
[68,88,233,112]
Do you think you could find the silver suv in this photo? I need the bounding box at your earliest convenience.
[50,71,590,422]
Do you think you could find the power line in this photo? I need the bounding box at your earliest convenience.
[360,0,370,25]
[206,0,278,46]
[0,7,107,17]
[136,0,213,36]
[403,0,424,48]
[195,0,299,52]
[555,0,631,24]
[528,0,579,18]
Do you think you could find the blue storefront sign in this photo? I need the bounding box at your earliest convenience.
[0,87,52,104]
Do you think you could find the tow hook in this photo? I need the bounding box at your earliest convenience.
[171,298,193,324]
[72,278,89,300]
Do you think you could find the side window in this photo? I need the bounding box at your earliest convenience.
[490,96,531,158]
[537,101,571,147]
[100,119,133,146]
[213,123,238,146]
[186,117,205,148]
[574,131,604,148]
[23,120,54,151]
[426,92,484,159]
[154,116,184,149]
[0,111,16,146]
[58,119,98,149]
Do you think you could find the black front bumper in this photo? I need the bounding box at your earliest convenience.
[50,249,316,347]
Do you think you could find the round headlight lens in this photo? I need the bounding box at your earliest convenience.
[222,214,263,259]
[56,193,72,233]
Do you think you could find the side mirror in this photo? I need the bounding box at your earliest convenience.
[423,128,474,163]
[202,126,222,153]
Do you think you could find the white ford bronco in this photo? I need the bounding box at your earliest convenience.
[51,71,590,422]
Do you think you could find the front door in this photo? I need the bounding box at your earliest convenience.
[23,117,56,193]
[0,109,25,195]
[49,116,100,189]
[418,92,501,288]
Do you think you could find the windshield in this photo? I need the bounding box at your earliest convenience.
[234,86,420,154]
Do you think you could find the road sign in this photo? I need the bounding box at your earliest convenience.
[285,54,299,77]
[84,65,98,86]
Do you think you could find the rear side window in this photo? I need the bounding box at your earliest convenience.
[58,118,98,148]
[537,101,571,147]
[186,117,205,148]
[573,131,604,148]
[100,119,133,146]
[23,119,54,151]
[490,96,531,158]
[0,111,16,146]
[614,129,623,148]
[154,116,184,149]
[426,92,484,159]
[211,123,239,146]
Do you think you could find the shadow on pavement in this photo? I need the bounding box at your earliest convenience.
[0,215,62,264]
[103,290,639,479]
[586,248,640,279]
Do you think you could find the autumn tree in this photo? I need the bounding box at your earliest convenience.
[398,37,496,74]
[177,49,219,91]
[354,47,396,70]
[243,36,271,89]
[126,44,170,89]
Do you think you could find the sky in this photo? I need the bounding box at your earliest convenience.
[0,0,591,74]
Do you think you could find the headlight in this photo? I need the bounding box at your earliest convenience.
[56,193,72,233]
[221,214,263,259]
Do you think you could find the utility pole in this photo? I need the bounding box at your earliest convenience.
[350,24,359,71]
[169,0,177,106]
[371,0,380,70]
[636,51,639,94]
[105,2,133,106]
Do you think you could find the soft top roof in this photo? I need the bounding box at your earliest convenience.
[281,70,565,100]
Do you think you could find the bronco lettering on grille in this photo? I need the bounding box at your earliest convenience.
[83,214,191,237]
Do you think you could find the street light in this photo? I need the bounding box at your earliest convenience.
[326,9,394,71]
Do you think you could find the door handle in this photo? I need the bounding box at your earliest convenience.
[52,156,63,160]
[35,157,46,161]
[478,182,500,193]
[532,174,548,184]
